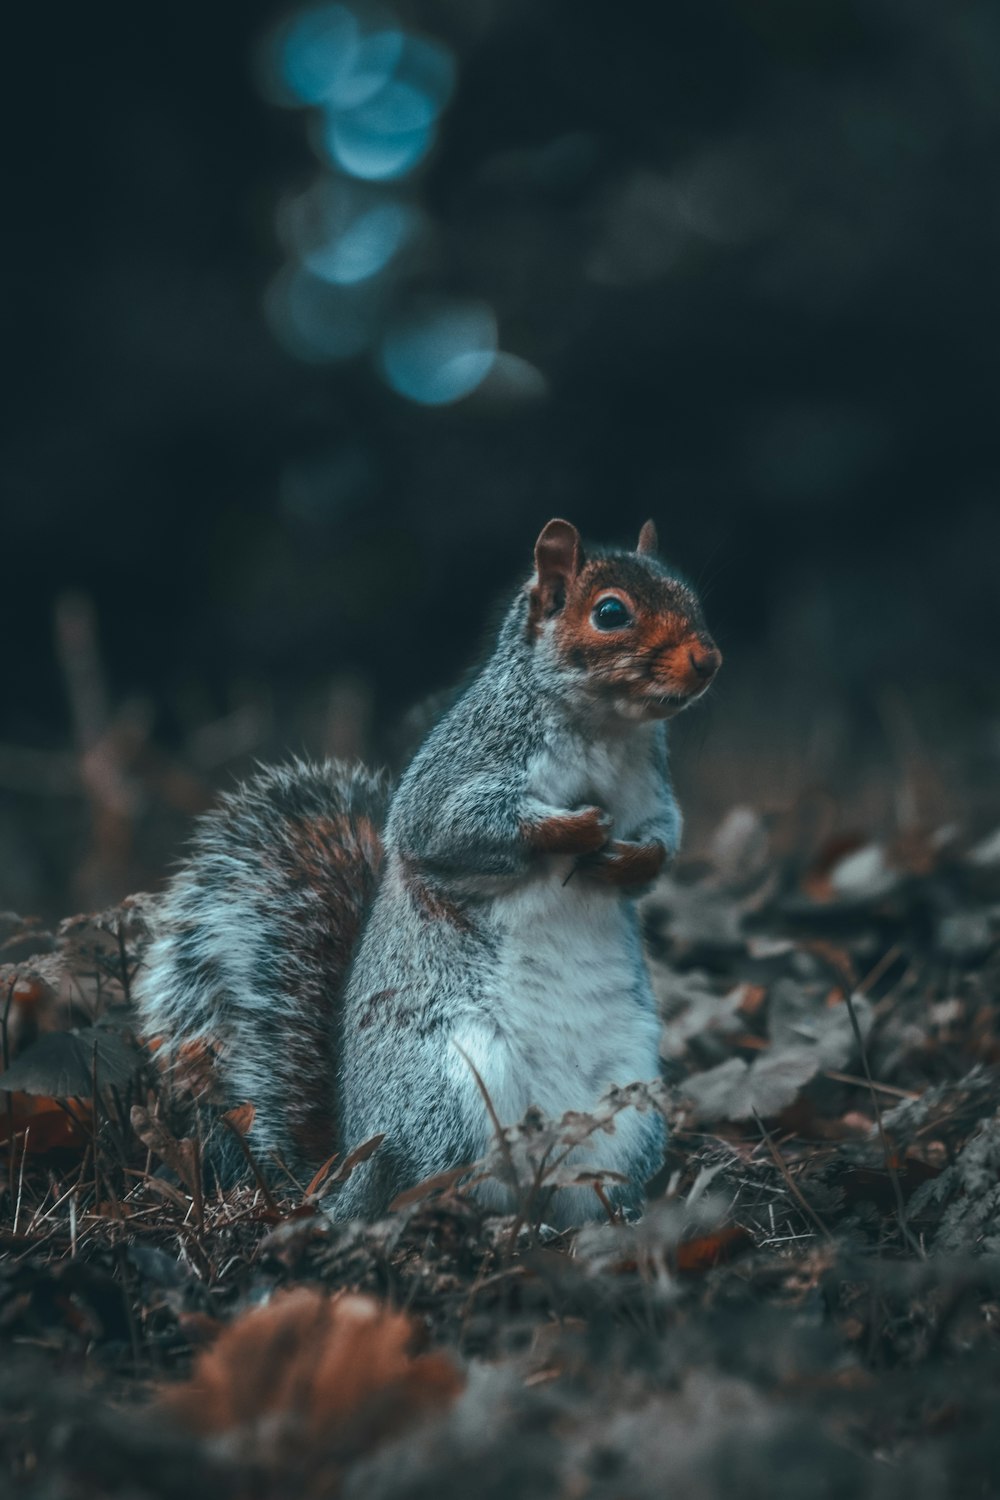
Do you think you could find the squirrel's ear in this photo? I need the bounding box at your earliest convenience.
[636,519,658,556]
[529,519,582,626]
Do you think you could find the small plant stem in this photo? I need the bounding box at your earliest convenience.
[2,977,15,1208]
[857,944,903,996]
[752,1110,832,1242]
[220,1116,280,1218]
[453,1042,532,1252]
[821,1069,918,1100]
[592,1181,621,1225]
[13,1126,28,1235]
[117,922,132,1006]
[842,988,923,1258]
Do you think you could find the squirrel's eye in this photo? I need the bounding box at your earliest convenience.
[592,596,633,631]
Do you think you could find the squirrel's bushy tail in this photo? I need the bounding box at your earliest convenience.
[136,759,390,1180]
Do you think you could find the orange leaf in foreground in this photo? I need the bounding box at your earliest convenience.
[161,1289,463,1464]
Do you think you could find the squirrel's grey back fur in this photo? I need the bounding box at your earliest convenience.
[137,759,389,1175]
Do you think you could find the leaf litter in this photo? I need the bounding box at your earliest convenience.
[2,808,1000,1496]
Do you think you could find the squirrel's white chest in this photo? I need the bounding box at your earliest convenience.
[449,877,661,1222]
[474,879,659,1114]
[450,728,663,1138]
[526,730,657,836]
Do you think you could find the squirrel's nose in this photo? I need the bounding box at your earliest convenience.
[688,641,721,681]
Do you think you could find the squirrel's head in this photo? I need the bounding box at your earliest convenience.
[525,518,721,722]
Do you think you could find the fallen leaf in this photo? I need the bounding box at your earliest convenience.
[161,1289,463,1467]
[768,978,873,1069]
[172,1038,224,1100]
[303,1151,340,1199]
[676,1224,751,1272]
[0,1026,145,1098]
[130,1104,201,1198]
[221,1102,256,1137]
[828,843,899,902]
[709,806,770,885]
[330,1131,385,1185]
[968,827,1000,867]
[388,1162,477,1212]
[801,833,868,902]
[0,1093,89,1154]
[655,970,743,1058]
[684,1048,822,1123]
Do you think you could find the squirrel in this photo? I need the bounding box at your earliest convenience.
[137,519,721,1225]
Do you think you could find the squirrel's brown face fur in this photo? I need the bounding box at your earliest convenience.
[528,518,721,721]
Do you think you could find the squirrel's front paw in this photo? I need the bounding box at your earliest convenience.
[523,805,612,856]
[575,839,667,890]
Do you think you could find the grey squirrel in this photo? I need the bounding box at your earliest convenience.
[137,519,721,1224]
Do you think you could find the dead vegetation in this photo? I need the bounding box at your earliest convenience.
[2,800,1000,1498]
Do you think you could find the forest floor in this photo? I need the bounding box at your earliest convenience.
[2,796,1000,1499]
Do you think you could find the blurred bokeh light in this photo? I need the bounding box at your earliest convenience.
[380,301,497,405]
[262,1,478,395]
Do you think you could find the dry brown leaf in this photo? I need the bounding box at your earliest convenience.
[0,1093,90,1155]
[130,1104,201,1198]
[330,1131,385,1184]
[676,1224,751,1273]
[161,1288,463,1466]
[388,1162,476,1212]
[302,1151,339,1199]
[173,1038,224,1100]
[221,1101,255,1137]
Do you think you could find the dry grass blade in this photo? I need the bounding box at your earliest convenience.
[303,1151,340,1200]
[330,1132,385,1186]
[219,1111,280,1217]
[130,1104,200,1199]
[841,988,924,1258]
[752,1109,832,1242]
[452,1041,518,1194]
[821,1069,918,1100]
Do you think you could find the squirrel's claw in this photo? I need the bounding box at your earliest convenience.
[574,839,667,891]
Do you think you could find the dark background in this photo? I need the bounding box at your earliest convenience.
[3,0,999,916]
